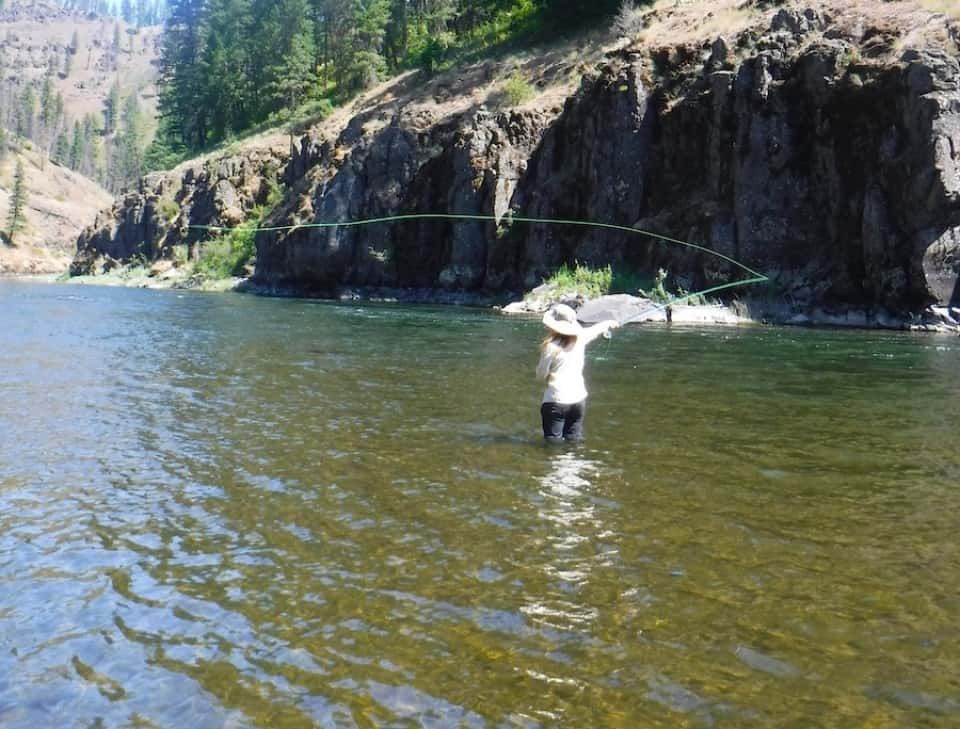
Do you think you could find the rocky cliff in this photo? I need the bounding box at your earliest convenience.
[71,138,289,276]
[71,0,960,315]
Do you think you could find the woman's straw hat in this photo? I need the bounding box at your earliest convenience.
[542,304,582,336]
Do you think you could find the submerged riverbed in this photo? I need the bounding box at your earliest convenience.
[1,280,959,727]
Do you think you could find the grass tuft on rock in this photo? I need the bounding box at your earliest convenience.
[537,263,613,299]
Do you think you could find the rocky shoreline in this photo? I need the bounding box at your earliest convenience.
[501,290,960,333]
[42,266,960,334]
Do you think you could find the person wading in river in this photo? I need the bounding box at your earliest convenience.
[536,304,619,442]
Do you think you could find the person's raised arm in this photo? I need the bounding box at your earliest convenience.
[581,319,620,345]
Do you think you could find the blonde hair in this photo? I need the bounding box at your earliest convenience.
[541,332,576,352]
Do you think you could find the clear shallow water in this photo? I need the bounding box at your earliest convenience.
[1,279,958,728]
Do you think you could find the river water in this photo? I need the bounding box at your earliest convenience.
[1,280,958,728]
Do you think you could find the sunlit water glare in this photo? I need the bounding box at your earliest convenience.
[1,280,958,727]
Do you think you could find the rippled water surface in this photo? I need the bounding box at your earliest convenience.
[1,280,959,727]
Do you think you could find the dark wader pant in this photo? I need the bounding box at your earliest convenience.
[540,401,586,442]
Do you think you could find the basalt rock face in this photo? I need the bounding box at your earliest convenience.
[512,32,960,310]
[254,107,553,293]
[251,22,960,310]
[71,145,288,275]
[74,9,960,312]
[623,41,960,312]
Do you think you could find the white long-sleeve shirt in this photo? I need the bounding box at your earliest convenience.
[536,322,614,404]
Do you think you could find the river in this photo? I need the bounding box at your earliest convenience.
[1,280,958,727]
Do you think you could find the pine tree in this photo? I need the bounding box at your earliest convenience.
[69,120,84,170]
[54,130,70,165]
[157,0,209,149]
[143,113,187,171]
[17,85,36,139]
[104,82,121,135]
[0,53,9,126]
[261,0,316,111]
[109,93,145,191]
[145,0,627,166]
[383,0,409,71]
[6,159,27,244]
[53,93,65,132]
[40,75,55,129]
[81,114,101,178]
[201,0,253,139]
[344,0,391,91]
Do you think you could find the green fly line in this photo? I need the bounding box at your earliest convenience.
[190,212,769,322]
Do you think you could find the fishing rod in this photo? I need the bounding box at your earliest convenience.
[190,212,770,324]
[590,275,769,339]
[619,276,769,324]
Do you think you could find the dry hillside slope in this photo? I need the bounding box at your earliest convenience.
[0,148,113,273]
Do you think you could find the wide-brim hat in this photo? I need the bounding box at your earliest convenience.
[543,304,582,336]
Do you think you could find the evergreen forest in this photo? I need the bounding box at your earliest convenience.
[149,0,625,166]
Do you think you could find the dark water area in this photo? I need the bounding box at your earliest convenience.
[1,280,959,728]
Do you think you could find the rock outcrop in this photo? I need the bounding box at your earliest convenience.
[251,5,960,312]
[254,107,554,294]
[72,2,960,316]
[71,142,288,275]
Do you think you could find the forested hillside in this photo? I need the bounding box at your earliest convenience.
[0,0,162,193]
[151,0,621,164]
[0,0,161,273]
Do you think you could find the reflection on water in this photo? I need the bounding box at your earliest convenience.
[524,453,604,629]
[1,280,959,728]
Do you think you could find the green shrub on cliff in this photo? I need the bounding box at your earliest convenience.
[638,268,708,306]
[195,224,257,280]
[194,183,282,280]
[534,263,668,301]
[195,205,268,280]
[537,263,613,299]
[639,268,671,304]
[502,71,536,106]
[158,198,180,224]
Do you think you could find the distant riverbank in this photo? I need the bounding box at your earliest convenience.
[35,267,960,335]
[0,273,61,283]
